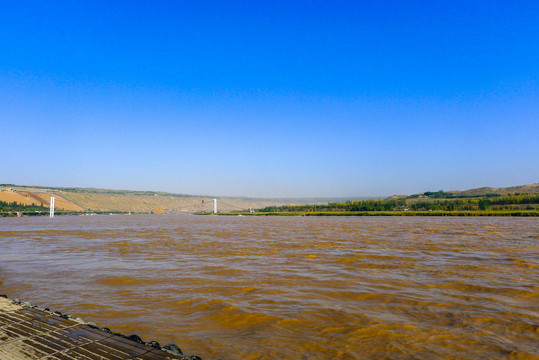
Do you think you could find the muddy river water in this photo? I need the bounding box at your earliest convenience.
[0,215,537,359]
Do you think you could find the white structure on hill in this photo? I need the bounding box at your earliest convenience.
[50,197,55,218]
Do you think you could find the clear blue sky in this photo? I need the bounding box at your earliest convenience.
[1,1,537,197]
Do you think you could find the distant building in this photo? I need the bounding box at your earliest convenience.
[393,207,409,211]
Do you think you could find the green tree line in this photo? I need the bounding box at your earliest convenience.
[258,193,539,213]
[0,200,49,213]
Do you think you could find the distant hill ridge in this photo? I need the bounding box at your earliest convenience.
[1,183,537,212]
[0,184,373,212]
[446,183,539,196]
[371,183,539,201]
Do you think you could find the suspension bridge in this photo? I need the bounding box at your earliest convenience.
[0,196,255,217]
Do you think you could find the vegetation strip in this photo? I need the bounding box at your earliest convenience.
[216,210,538,216]
[255,192,539,215]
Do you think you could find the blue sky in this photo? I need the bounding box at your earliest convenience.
[1,1,537,197]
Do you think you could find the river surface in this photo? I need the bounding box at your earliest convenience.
[0,215,537,359]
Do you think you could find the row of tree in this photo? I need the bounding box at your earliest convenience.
[0,200,49,213]
[486,194,539,205]
[257,193,539,213]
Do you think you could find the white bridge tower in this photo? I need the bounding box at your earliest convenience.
[49,197,55,218]
[213,199,217,214]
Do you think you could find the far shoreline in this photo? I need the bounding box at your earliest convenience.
[2,210,538,218]
[208,210,539,217]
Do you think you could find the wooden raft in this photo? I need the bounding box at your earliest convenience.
[0,297,186,360]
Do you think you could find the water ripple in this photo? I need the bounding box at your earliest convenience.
[1,215,538,359]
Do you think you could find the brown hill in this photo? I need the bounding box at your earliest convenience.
[59,192,369,212]
[1,185,369,212]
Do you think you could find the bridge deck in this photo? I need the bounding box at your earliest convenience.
[0,297,187,360]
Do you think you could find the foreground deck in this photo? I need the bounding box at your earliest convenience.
[0,297,196,360]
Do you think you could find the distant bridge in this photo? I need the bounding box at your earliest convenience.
[1,197,254,217]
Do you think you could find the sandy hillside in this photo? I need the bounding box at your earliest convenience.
[61,192,266,212]
[60,192,338,212]
[0,190,85,211]
[2,186,337,213]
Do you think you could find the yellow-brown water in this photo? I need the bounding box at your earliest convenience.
[0,215,537,359]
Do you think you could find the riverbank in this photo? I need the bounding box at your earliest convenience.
[215,210,539,216]
[0,295,202,360]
